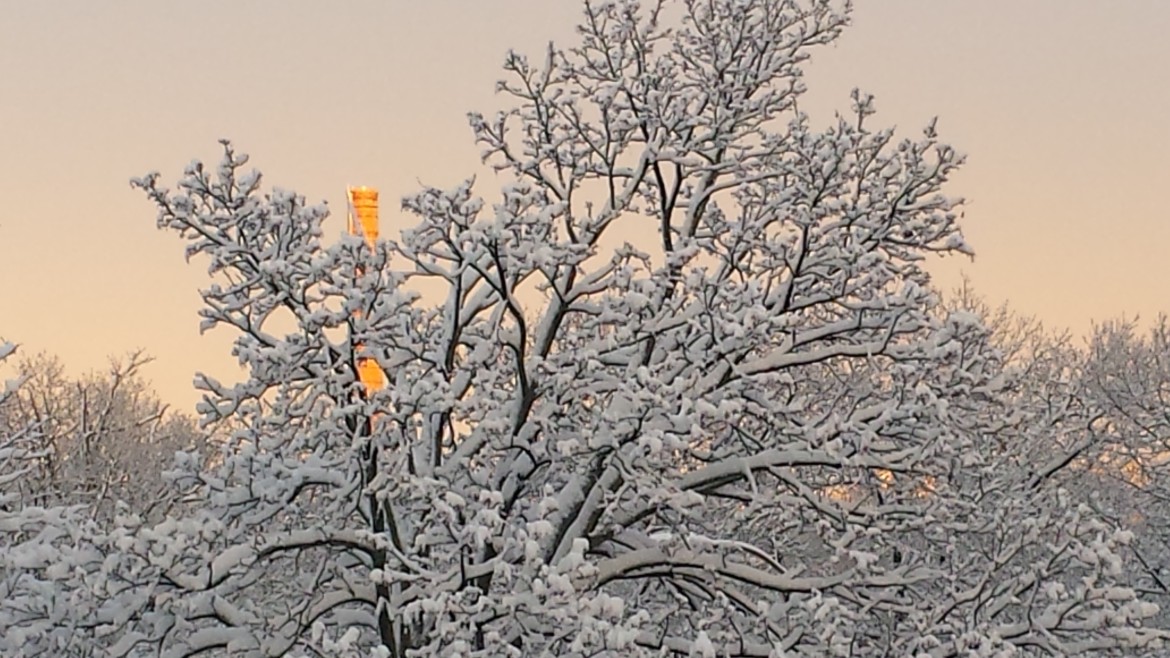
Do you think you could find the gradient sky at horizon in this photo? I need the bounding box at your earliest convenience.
[1,1,1167,411]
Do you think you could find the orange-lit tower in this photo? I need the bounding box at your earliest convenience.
[348,186,380,248]
[347,186,387,397]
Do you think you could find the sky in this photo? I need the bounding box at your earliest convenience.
[1,1,1167,412]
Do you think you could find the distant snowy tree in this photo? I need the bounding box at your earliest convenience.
[0,343,162,657]
[923,291,1167,656]
[939,297,1170,649]
[123,1,1166,656]
[1064,319,1170,637]
[0,350,205,523]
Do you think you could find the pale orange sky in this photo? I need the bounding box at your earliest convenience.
[1,1,1167,411]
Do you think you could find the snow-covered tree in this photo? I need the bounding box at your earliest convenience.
[939,295,1170,649]
[1064,319,1170,636]
[1,350,205,523]
[123,1,1165,656]
[0,343,162,657]
[920,291,1167,655]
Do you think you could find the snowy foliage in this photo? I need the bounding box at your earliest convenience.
[0,345,160,656]
[0,350,205,523]
[123,0,1168,655]
[1064,319,1170,639]
[4,0,1167,656]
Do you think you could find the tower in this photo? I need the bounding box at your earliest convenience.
[347,186,387,396]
